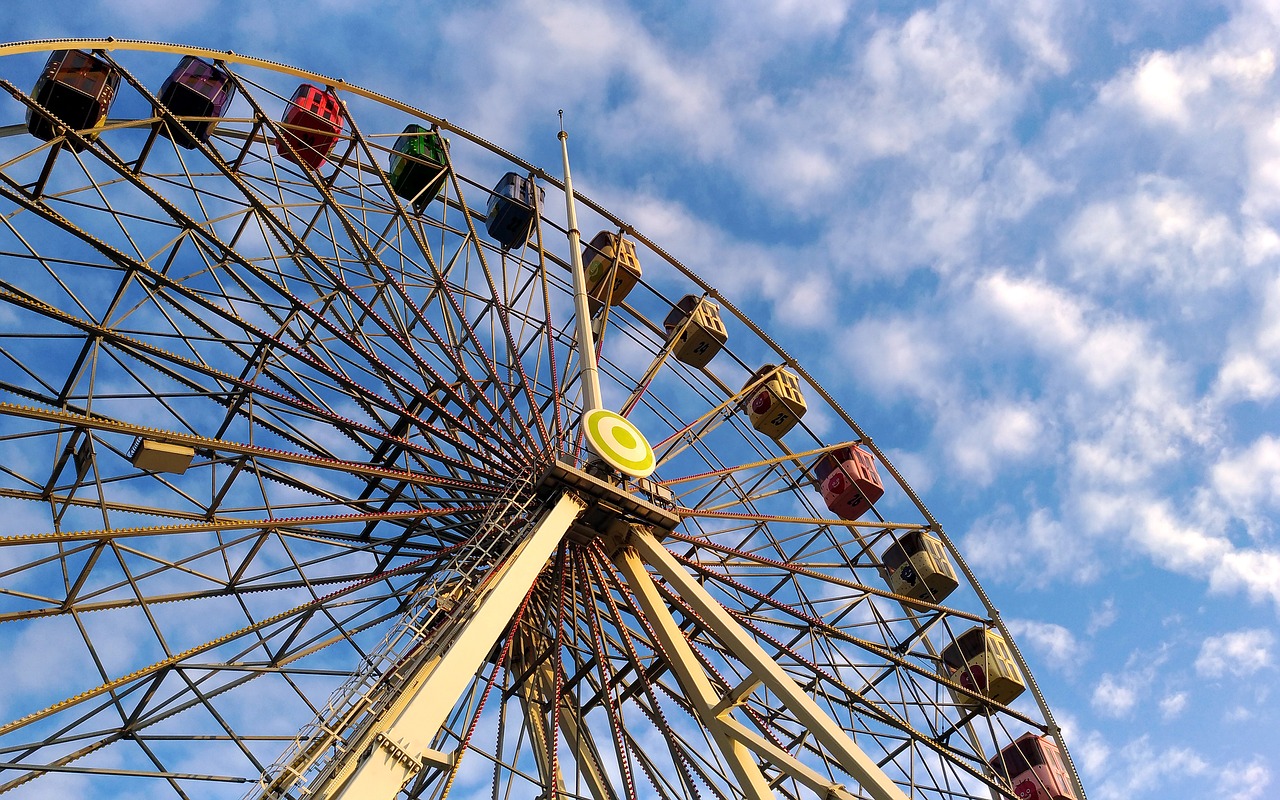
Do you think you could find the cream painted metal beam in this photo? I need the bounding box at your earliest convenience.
[0,402,486,493]
[517,682,565,799]
[558,125,602,414]
[625,527,913,800]
[616,542,861,799]
[613,544,776,800]
[516,651,618,800]
[309,491,585,800]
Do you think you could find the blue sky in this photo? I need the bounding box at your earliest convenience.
[1,1,1278,799]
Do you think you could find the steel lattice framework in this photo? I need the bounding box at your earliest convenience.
[0,40,1085,800]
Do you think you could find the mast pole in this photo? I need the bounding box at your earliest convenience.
[559,113,603,413]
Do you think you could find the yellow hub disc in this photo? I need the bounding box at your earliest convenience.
[582,408,656,478]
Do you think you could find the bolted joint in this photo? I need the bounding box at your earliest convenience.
[369,732,423,774]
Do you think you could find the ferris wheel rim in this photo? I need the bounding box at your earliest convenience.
[0,40,1085,800]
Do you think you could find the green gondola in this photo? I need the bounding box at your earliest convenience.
[389,124,448,206]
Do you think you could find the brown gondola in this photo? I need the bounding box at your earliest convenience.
[26,49,121,151]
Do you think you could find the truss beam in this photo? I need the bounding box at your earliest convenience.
[622,525,911,800]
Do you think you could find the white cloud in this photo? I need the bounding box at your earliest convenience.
[1213,353,1280,405]
[1073,728,1112,778]
[95,0,215,33]
[1060,177,1241,291]
[972,273,1202,489]
[973,272,1182,399]
[1225,704,1255,723]
[593,188,835,331]
[1158,691,1188,719]
[1195,629,1275,678]
[942,399,1045,486]
[1006,617,1082,669]
[1216,756,1272,800]
[1088,597,1118,634]
[1209,435,1280,532]
[1098,29,1276,130]
[436,0,736,162]
[1213,277,1280,406]
[1000,0,1073,74]
[1093,736,1209,800]
[1131,501,1233,575]
[1208,550,1280,607]
[841,314,950,403]
[1130,500,1280,608]
[860,9,1019,155]
[733,3,1029,222]
[1092,672,1141,717]
[1127,51,1200,126]
[756,0,851,30]
[963,505,1099,584]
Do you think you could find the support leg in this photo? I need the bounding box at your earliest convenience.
[620,526,911,800]
[515,641,618,800]
[311,492,585,800]
[614,544,777,800]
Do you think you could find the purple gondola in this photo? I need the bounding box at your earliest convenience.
[156,56,236,148]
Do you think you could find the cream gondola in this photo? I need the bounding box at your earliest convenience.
[939,626,1025,710]
[742,364,806,439]
[879,530,959,602]
[663,294,728,367]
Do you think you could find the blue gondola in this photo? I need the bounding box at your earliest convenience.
[485,172,544,249]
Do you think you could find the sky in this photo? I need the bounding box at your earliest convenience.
[0,1,1278,799]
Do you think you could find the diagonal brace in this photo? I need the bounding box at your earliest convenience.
[624,526,912,800]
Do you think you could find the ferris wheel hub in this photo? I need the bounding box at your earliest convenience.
[582,407,656,478]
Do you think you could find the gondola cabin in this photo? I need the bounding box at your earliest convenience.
[389,124,448,205]
[878,530,959,602]
[130,438,196,475]
[939,627,1024,710]
[276,84,343,170]
[742,364,806,439]
[663,295,727,367]
[814,445,885,521]
[584,231,642,306]
[989,734,1079,800]
[485,172,544,249]
[156,56,235,147]
[26,50,121,151]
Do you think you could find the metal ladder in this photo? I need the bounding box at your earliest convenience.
[249,475,544,799]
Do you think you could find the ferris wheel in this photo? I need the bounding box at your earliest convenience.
[0,40,1087,800]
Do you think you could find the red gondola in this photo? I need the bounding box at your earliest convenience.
[813,445,884,521]
[989,734,1079,800]
[277,84,343,170]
